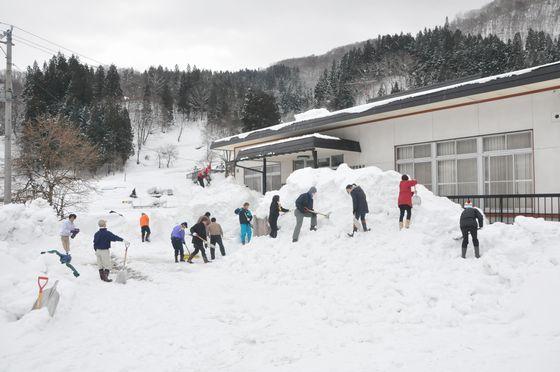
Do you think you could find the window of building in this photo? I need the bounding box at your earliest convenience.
[293,154,345,171]
[331,154,344,167]
[396,131,533,196]
[243,163,281,193]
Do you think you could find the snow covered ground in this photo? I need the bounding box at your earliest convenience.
[1,125,560,371]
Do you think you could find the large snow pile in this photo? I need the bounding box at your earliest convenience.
[1,158,559,371]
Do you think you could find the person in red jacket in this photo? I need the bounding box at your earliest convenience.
[398,174,417,230]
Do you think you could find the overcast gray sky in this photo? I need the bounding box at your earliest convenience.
[3,0,490,72]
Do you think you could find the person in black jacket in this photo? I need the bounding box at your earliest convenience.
[93,219,128,282]
[460,200,484,258]
[187,216,211,264]
[269,195,289,238]
[292,187,318,242]
[346,184,370,237]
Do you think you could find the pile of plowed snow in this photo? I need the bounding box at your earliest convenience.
[1,164,559,371]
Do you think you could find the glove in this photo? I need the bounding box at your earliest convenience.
[193,233,198,237]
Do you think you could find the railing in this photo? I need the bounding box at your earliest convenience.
[447,194,560,224]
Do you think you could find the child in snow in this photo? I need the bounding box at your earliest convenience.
[235,203,253,245]
[460,200,484,258]
[208,217,226,259]
[140,213,151,242]
[171,222,188,263]
[269,195,289,238]
[187,217,210,263]
[93,219,127,282]
[60,213,79,253]
[398,175,417,229]
[346,184,370,237]
[292,187,318,242]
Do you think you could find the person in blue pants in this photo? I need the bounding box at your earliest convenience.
[235,202,253,245]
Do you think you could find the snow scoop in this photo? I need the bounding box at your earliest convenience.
[41,250,80,277]
[31,277,60,317]
[116,242,130,284]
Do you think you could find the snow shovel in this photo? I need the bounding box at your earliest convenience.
[412,186,422,206]
[32,276,49,310]
[41,250,80,277]
[182,242,192,261]
[116,242,130,284]
[194,234,216,249]
[31,277,60,317]
[308,209,331,219]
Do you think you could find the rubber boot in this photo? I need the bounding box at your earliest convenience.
[461,246,467,259]
[210,248,216,260]
[347,226,357,237]
[399,221,404,230]
[104,269,113,282]
[362,221,370,232]
[186,253,194,264]
[99,269,105,281]
[474,246,480,259]
[404,219,411,229]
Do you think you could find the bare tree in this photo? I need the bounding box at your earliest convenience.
[174,106,189,142]
[128,97,155,164]
[156,144,179,168]
[15,115,100,217]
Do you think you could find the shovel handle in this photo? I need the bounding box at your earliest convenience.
[38,276,49,292]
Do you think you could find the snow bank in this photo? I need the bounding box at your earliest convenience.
[1,159,560,371]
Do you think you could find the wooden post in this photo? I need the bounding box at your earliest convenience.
[312,150,318,169]
[262,157,267,195]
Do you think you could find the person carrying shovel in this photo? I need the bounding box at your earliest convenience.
[187,216,211,264]
[292,186,318,243]
[171,222,188,263]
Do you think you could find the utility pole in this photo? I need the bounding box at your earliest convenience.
[1,26,13,204]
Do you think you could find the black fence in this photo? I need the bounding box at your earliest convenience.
[447,194,560,224]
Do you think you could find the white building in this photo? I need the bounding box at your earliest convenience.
[211,62,560,221]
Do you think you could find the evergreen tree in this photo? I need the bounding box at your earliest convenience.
[104,65,123,100]
[242,89,280,132]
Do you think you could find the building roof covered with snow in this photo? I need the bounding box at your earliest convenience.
[211,61,560,150]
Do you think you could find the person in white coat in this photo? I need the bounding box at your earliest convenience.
[60,214,78,253]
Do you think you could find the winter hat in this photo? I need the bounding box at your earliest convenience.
[309,186,317,194]
[464,200,473,208]
[345,184,354,190]
[181,222,188,228]
[98,219,107,227]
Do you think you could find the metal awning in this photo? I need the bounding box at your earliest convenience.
[235,134,361,161]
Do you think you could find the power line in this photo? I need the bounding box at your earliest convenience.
[12,36,61,56]
[0,20,106,66]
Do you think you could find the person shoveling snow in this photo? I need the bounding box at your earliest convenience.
[93,219,128,282]
[292,187,319,242]
[187,217,211,264]
[459,200,484,259]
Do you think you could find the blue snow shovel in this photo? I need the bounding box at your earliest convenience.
[41,250,80,277]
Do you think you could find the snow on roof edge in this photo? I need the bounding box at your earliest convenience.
[239,133,340,152]
[214,61,560,145]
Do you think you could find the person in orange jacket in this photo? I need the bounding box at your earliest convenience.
[140,213,151,242]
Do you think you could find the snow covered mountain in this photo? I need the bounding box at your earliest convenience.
[1,125,559,371]
[451,0,560,41]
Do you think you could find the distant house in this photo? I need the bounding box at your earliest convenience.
[211,62,560,221]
